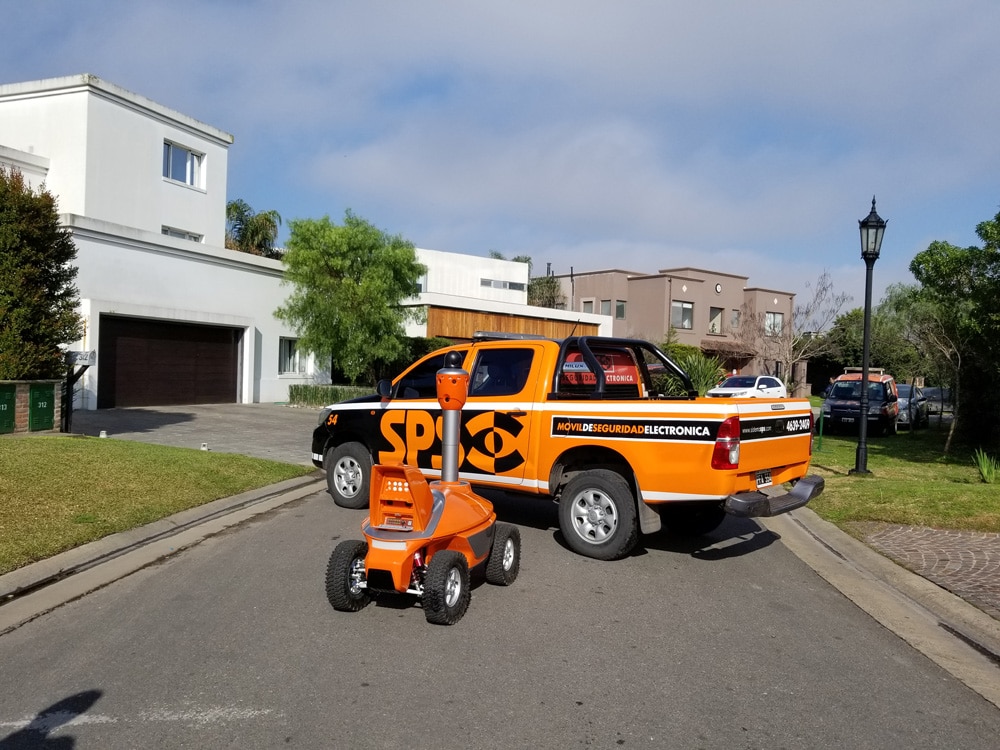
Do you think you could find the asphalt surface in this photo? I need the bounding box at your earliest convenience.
[3,402,1000,710]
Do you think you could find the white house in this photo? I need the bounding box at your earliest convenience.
[0,74,608,411]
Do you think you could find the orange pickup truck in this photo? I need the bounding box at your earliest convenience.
[311,334,823,560]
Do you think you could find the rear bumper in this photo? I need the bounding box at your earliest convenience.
[724,474,824,518]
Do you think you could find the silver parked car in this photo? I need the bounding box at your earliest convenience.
[896,383,929,429]
[706,375,787,399]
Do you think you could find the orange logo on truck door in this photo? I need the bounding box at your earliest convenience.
[377,408,529,481]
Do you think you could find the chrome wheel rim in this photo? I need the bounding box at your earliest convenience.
[335,457,361,497]
[444,567,462,607]
[569,489,617,544]
[348,555,366,596]
[502,537,515,570]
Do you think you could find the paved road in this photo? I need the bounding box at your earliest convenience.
[71,405,1000,624]
[2,489,999,749]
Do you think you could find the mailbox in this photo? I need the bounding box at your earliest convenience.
[0,384,14,434]
[29,383,55,431]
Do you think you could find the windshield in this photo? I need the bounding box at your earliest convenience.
[831,381,887,401]
[720,376,757,388]
[896,384,912,398]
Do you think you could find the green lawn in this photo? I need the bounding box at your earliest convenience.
[0,435,313,575]
[808,422,999,534]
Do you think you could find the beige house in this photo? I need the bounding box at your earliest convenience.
[555,267,805,391]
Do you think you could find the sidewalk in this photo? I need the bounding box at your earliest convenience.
[862,524,1000,621]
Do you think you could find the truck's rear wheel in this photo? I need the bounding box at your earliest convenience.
[325,442,372,509]
[559,470,638,560]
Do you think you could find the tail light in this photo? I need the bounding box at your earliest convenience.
[712,416,740,470]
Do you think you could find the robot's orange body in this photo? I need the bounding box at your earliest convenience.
[325,353,520,624]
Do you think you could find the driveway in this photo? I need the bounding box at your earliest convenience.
[70,403,322,466]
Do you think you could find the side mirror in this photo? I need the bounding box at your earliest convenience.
[376,379,393,399]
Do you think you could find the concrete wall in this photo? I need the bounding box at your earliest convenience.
[0,74,232,246]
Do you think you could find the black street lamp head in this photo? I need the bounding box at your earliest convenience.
[859,196,886,263]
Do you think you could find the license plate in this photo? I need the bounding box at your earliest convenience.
[842,417,855,423]
[756,469,772,489]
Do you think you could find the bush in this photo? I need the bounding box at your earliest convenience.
[288,384,372,407]
[973,448,998,484]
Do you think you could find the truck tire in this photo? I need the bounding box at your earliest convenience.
[485,523,521,586]
[423,551,471,625]
[325,442,372,509]
[326,540,372,612]
[559,470,638,561]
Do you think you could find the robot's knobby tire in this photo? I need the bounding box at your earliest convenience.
[558,469,638,561]
[325,442,372,509]
[423,550,471,625]
[485,523,521,586]
[326,539,372,612]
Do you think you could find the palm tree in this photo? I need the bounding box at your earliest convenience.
[225,199,283,259]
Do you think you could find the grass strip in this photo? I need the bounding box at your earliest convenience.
[0,435,313,575]
[809,425,999,534]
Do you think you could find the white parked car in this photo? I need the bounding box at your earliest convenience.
[706,375,787,399]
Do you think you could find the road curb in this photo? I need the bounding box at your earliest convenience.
[763,508,1000,709]
[0,472,326,635]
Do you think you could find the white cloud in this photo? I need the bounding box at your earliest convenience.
[3,0,998,312]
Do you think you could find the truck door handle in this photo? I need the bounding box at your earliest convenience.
[503,411,527,417]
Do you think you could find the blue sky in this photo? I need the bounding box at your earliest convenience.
[4,1,999,317]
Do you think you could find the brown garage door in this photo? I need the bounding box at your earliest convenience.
[98,315,241,408]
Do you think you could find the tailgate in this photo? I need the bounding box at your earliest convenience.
[732,399,814,493]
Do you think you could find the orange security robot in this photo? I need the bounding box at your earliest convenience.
[325,351,521,624]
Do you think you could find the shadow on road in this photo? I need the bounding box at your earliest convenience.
[0,689,102,749]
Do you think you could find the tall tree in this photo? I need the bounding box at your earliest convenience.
[909,209,1000,444]
[275,211,426,384]
[733,271,850,395]
[226,199,283,259]
[0,166,83,379]
[880,283,968,452]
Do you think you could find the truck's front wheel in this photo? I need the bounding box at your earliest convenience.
[559,470,638,560]
[325,442,372,509]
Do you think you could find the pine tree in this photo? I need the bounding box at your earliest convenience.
[0,166,83,379]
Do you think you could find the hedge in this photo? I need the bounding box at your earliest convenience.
[288,384,373,407]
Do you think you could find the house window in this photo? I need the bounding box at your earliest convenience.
[480,278,526,291]
[708,307,724,334]
[671,300,693,330]
[582,300,594,314]
[161,226,203,242]
[600,299,612,316]
[279,337,305,374]
[615,300,626,320]
[731,309,740,331]
[765,312,784,337]
[163,141,203,188]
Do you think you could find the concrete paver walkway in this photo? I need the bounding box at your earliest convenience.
[864,525,1000,621]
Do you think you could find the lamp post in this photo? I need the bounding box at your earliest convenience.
[851,197,886,476]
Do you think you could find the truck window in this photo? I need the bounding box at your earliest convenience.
[558,347,641,399]
[470,348,534,397]
[396,353,449,399]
